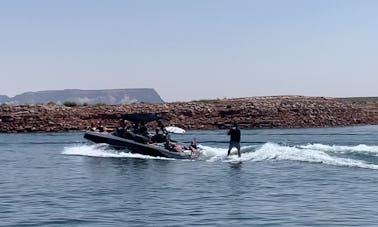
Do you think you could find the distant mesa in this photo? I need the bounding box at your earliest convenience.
[0,89,164,104]
[0,95,9,103]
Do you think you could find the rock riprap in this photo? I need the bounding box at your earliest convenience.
[0,96,377,133]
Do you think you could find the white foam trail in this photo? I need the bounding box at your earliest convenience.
[198,145,229,162]
[62,144,172,160]
[299,144,378,155]
[198,144,258,162]
[199,143,378,170]
[252,143,378,169]
[62,143,378,169]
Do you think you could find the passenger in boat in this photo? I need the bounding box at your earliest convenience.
[157,120,168,135]
[139,125,149,137]
[181,138,198,156]
[96,121,104,132]
[132,122,140,134]
[90,122,97,131]
[151,128,165,143]
[123,125,135,140]
[189,139,197,151]
[130,124,150,144]
[164,139,182,152]
[114,119,126,137]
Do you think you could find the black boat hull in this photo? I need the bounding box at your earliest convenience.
[83,131,192,159]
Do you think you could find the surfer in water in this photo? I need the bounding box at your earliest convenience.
[227,123,241,157]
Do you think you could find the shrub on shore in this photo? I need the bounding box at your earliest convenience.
[63,101,78,107]
[192,98,221,103]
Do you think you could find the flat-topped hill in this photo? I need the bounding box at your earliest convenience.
[0,88,164,104]
[0,96,377,133]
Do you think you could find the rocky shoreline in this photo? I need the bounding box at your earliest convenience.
[0,96,377,133]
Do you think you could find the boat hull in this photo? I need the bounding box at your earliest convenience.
[83,131,192,159]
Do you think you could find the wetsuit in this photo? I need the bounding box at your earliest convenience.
[228,127,241,151]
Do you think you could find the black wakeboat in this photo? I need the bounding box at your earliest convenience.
[83,113,197,159]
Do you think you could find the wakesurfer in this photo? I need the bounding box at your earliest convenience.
[227,123,241,157]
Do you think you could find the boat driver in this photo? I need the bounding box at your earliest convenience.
[151,128,165,143]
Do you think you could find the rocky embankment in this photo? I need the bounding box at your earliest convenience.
[0,96,377,133]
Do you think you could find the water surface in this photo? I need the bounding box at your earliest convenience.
[1,126,378,226]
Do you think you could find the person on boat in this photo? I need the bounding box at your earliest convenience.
[132,122,140,134]
[164,138,183,152]
[121,124,136,140]
[90,122,97,131]
[227,122,241,157]
[164,139,175,151]
[189,138,197,149]
[188,138,198,156]
[96,121,104,132]
[151,128,165,143]
[131,124,150,144]
[115,119,126,137]
[157,120,168,135]
[139,125,150,137]
[157,119,178,142]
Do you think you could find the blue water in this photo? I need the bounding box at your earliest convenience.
[1,126,378,226]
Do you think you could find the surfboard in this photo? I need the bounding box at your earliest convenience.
[225,154,242,164]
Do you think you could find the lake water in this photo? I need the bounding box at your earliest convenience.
[1,126,378,226]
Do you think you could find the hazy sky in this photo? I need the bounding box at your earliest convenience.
[1,0,377,101]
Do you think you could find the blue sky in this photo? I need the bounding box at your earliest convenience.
[1,0,377,101]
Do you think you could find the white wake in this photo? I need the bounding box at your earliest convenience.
[62,142,378,169]
[62,144,172,160]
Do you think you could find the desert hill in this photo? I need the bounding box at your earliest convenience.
[0,89,164,104]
